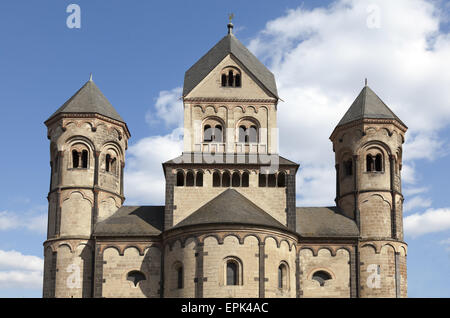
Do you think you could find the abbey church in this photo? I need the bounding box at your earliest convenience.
[42,22,408,298]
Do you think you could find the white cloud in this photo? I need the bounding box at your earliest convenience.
[145,87,183,128]
[0,210,47,234]
[128,0,450,210]
[404,208,450,237]
[246,0,450,205]
[403,186,429,196]
[403,195,432,213]
[124,130,183,205]
[0,250,43,290]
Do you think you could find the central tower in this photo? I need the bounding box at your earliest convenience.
[162,22,298,234]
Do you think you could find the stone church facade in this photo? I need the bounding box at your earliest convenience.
[42,23,407,298]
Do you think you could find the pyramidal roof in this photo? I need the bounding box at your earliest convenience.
[183,32,278,98]
[46,78,125,123]
[173,189,286,230]
[337,85,406,127]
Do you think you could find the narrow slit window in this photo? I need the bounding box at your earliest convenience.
[186,171,194,187]
[366,155,374,172]
[235,74,241,87]
[72,150,79,168]
[375,154,383,172]
[105,154,111,172]
[277,172,286,187]
[81,150,88,168]
[259,174,267,187]
[226,261,238,286]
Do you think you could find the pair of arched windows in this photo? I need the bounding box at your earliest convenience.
[213,171,249,188]
[221,69,241,87]
[366,154,383,172]
[258,172,286,187]
[203,125,223,142]
[72,149,88,169]
[105,154,118,174]
[176,170,203,187]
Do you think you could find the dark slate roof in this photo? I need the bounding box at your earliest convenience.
[337,85,406,127]
[173,189,287,230]
[164,153,298,167]
[47,79,125,123]
[94,206,164,237]
[183,33,278,98]
[296,207,359,237]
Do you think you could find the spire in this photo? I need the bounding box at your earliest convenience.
[227,13,234,34]
[335,84,406,128]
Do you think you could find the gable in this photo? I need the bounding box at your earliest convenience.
[185,54,275,100]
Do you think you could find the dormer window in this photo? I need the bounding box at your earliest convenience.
[221,67,241,88]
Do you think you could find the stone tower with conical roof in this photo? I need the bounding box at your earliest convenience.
[42,77,130,298]
[330,82,408,297]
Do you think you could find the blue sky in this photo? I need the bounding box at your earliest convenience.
[0,0,449,297]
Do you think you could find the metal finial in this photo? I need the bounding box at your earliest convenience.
[227,13,234,34]
[365,78,367,86]
[89,73,93,82]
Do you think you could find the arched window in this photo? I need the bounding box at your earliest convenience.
[222,171,230,187]
[81,150,88,169]
[258,173,267,187]
[214,125,223,142]
[312,270,332,287]
[127,271,146,287]
[226,261,238,286]
[204,125,212,142]
[196,171,203,187]
[221,74,227,87]
[375,154,383,172]
[228,70,234,87]
[278,263,288,289]
[235,74,241,87]
[105,154,111,172]
[213,171,221,187]
[176,170,184,186]
[72,150,79,168]
[221,67,241,88]
[186,171,194,187]
[177,265,183,289]
[268,174,276,187]
[242,172,249,187]
[277,172,286,187]
[232,172,240,187]
[239,126,247,143]
[366,154,374,172]
[248,125,258,143]
[237,119,259,144]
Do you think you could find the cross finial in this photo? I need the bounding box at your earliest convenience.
[89,73,93,82]
[227,13,234,34]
